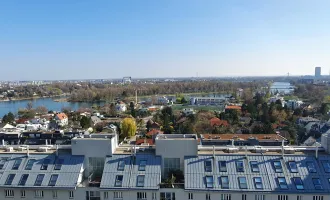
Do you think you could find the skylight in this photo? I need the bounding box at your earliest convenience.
[238,177,247,189]
[220,176,229,189]
[205,176,214,188]
[254,177,263,189]
[236,161,244,172]
[18,174,29,186]
[115,175,123,187]
[250,161,259,172]
[137,175,145,187]
[219,161,227,172]
[117,160,125,171]
[312,178,323,190]
[288,161,298,173]
[0,158,7,170]
[5,174,15,185]
[40,159,50,170]
[273,161,283,173]
[139,160,147,171]
[25,159,35,170]
[12,159,22,170]
[204,160,212,172]
[54,159,64,170]
[293,177,304,190]
[306,162,316,173]
[48,174,59,186]
[321,161,330,173]
[277,177,288,190]
[35,174,45,186]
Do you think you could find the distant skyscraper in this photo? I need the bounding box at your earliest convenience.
[315,67,321,78]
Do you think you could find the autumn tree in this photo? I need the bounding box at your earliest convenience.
[121,117,137,138]
[36,106,48,114]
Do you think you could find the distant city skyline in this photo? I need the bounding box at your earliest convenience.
[1,0,330,80]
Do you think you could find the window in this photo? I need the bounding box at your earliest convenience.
[137,175,145,187]
[152,193,157,200]
[18,174,29,186]
[49,174,59,186]
[139,160,147,171]
[219,161,227,172]
[52,191,58,199]
[273,161,283,172]
[220,176,229,189]
[255,195,265,200]
[238,177,247,189]
[313,178,323,190]
[69,191,74,199]
[236,161,244,172]
[205,176,214,188]
[25,159,35,170]
[278,195,288,200]
[254,177,263,189]
[54,159,64,170]
[5,190,14,197]
[21,190,26,198]
[12,159,22,170]
[288,161,298,173]
[35,174,45,186]
[306,162,317,173]
[86,191,100,200]
[297,196,303,200]
[40,159,50,170]
[293,177,304,190]
[321,161,330,173]
[5,174,15,185]
[160,192,175,200]
[104,192,109,199]
[277,177,288,189]
[114,191,123,199]
[137,192,147,200]
[242,194,247,200]
[206,193,211,200]
[188,193,193,199]
[0,158,8,170]
[204,160,212,172]
[313,196,324,200]
[221,194,231,200]
[35,190,44,198]
[115,175,123,187]
[164,158,180,177]
[117,160,125,171]
[250,161,259,172]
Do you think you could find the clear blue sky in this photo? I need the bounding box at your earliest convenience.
[1,0,330,80]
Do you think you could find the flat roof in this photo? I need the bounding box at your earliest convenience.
[202,134,286,141]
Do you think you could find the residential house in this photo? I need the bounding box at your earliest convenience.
[286,99,304,110]
[182,108,195,116]
[91,116,102,126]
[55,113,68,127]
[210,117,229,127]
[115,102,127,112]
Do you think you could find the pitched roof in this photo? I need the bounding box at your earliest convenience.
[136,139,154,145]
[56,113,68,120]
[0,154,84,189]
[225,105,242,110]
[100,154,161,190]
[146,129,163,136]
[210,118,229,127]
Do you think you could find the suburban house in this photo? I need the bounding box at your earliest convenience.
[182,108,195,115]
[91,116,102,126]
[55,113,68,127]
[115,102,127,112]
[210,117,229,127]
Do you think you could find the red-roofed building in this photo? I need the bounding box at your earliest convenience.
[146,129,163,137]
[210,118,229,127]
[55,113,68,126]
[225,105,242,111]
[135,138,154,145]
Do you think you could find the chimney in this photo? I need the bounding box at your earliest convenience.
[316,146,319,159]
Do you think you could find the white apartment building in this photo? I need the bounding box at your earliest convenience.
[0,133,330,200]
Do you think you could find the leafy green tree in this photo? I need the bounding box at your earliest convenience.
[2,112,15,124]
[80,116,91,129]
[121,118,137,137]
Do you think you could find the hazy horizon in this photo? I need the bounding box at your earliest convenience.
[1,0,330,80]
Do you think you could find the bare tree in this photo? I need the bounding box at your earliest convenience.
[35,106,48,114]
[26,101,33,110]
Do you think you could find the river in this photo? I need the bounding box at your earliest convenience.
[0,98,105,117]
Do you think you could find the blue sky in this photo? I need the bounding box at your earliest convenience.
[0,0,330,80]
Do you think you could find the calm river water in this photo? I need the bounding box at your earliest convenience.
[0,98,105,117]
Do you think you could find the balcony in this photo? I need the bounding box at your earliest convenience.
[88,173,101,187]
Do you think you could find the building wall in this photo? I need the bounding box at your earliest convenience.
[72,138,114,157]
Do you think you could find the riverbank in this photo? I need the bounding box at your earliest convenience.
[0,94,67,102]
